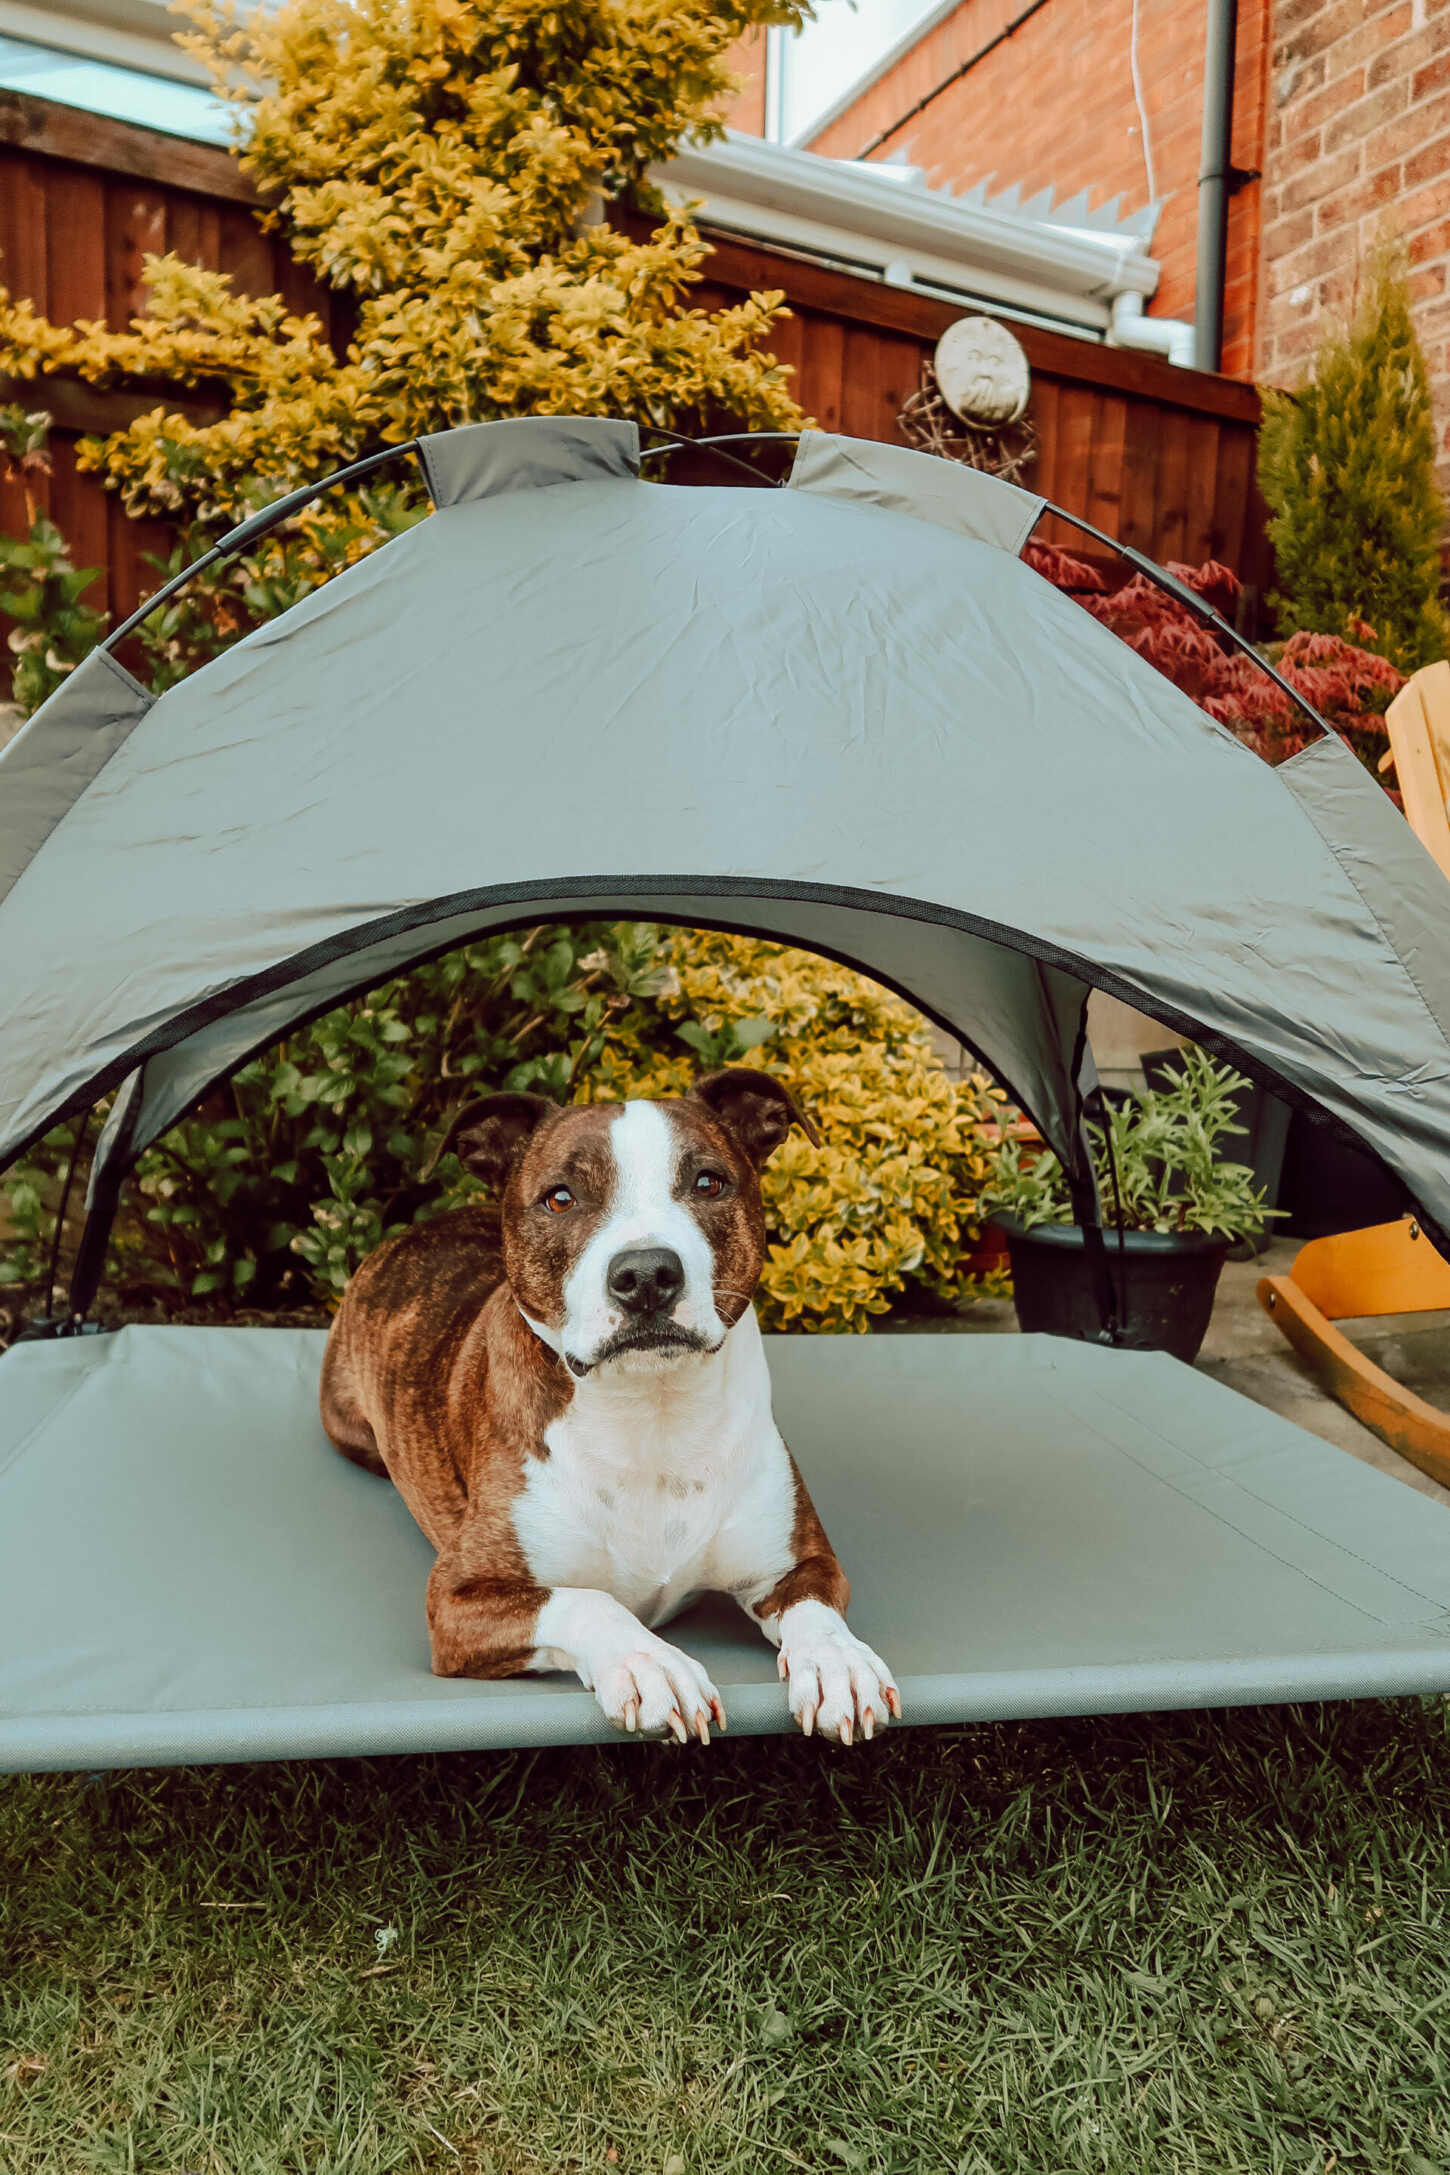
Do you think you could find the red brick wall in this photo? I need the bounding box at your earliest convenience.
[719,28,768,135]
[1261,0,1450,491]
[727,0,1271,380]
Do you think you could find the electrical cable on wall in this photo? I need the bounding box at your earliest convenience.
[1128,0,1158,208]
[855,0,1055,159]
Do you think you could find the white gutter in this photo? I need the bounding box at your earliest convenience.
[1107,291,1196,367]
[657,132,1163,343]
[9,25,1198,365]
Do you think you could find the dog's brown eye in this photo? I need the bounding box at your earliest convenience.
[694,1171,727,1200]
[541,1185,574,1213]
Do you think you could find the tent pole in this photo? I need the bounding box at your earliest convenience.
[1070,1171,1123,1348]
[63,1070,145,1331]
[670,434,1334,749]
[101,443,424,659]
[1066,1007,1124,1347]
[66,1168,121,1328]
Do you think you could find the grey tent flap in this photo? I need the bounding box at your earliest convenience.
[417,414,640,506]
[2,418,1450,1245]
[0,646,152,904]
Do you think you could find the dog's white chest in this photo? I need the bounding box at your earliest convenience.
[519,1459,729,1624]
[510,1313,795,1625]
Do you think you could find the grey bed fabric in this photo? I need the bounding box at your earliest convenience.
[3,420,1450,1244]
[3,1326,1450,1773]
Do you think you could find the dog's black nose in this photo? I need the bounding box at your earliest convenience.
[607,1247,685,1317]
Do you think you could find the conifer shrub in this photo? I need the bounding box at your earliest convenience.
[1257,242,1448,672]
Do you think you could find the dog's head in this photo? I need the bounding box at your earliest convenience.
[446,1070,817,1379]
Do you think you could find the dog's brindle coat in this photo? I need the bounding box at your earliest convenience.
[320,1069,900,1744]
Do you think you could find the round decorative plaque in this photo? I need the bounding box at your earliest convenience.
[933,315,1031,430]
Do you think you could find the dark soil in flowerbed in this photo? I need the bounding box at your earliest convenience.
[0,1285,1007,1355]
[0,1285,331,1355]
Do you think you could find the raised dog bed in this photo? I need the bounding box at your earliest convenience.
[4,1326,1450,1773]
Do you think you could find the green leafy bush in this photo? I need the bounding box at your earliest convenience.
[1258,243,1449,672]
[0,405,107,712]
[3,927,1006,1335]
[982,1047,1276,1243]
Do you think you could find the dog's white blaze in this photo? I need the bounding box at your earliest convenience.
[558,1100,725,1370]
[514,1305,797,1630]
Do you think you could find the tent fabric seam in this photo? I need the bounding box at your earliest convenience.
[414,435,445,508]
[0,1356,102,1484]
[1062,1376,1450,1624]
[0,650,154,911]
[1279,741,1450,1046]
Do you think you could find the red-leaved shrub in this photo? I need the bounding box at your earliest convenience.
[1023,541,1404,782]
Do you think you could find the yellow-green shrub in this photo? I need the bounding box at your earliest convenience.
[585,930,1006,1332]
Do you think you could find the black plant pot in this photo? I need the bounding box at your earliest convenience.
[996,1216,1231,1364]
[1276,1109,1408,1239]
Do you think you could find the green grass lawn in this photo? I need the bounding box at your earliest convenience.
[2,1701,1448,2175]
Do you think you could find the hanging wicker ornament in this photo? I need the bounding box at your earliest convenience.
[898,362,1038,486]
[898,313,1036,484]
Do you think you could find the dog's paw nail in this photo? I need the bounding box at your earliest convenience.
[668,1710,688,1744]
[695,1710,711,1745]
[800,1707,815,1739]
[777,1650,788,1681]
[838,1719,853,1747]
[886,1687,902,1719]
[862,1708,874,1740]
[711,1697,728,1731]
[623,1699,638,1734]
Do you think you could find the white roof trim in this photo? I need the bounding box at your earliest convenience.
[0,0,206,82]
[656,133,1160,338]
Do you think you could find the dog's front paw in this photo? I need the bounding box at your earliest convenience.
[776,1600,901,1745]
[594,1636,726,1745]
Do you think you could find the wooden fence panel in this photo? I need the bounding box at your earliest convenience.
[697,232,1270,590]
[0,90,1271,636]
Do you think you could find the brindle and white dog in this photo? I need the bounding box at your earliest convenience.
[320,1068,900,1745]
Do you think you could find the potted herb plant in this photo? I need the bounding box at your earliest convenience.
[982,1047,1276,1363]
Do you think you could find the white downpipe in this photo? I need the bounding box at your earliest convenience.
[1108,291,1196,368]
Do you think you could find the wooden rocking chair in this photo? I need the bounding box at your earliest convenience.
[1257,662,1450,1489]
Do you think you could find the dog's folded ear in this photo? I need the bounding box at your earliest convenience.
[439,1093,557,1191]
[693,1068,821,1167]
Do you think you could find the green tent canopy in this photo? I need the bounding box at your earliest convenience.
[2,417,1449,1772]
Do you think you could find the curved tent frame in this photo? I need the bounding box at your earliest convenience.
[3,417,1450,1328]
